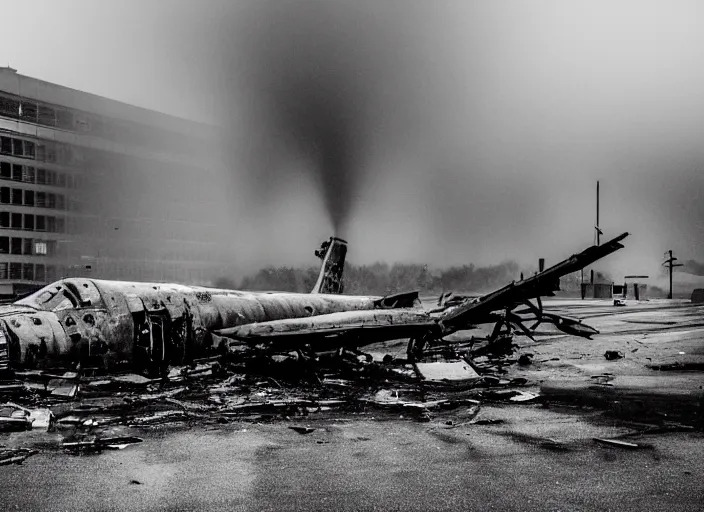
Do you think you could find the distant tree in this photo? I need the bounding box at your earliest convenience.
[237,259,532,296]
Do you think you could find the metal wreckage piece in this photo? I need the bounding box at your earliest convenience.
[0,232,629,377]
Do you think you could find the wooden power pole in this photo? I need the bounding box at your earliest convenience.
[590,181,603,285]
[596,180,600,246]
[662,250,684,299]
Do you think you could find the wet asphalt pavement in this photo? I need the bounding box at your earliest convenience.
[1,405,703,512]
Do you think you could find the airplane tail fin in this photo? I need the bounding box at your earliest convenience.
[311,237,347,294]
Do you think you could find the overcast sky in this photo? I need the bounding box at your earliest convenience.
[1,0,703,287]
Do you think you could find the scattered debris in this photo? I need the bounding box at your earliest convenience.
[28,408,54,430]
[472,335,516,359]
[414,361,481,385]
[321,378,354,388]
[63,436,143,453]
[0,383,26,394]
[482,376,501,386]
[441,405,481,427]
[647,362,704,371]
[0,448,39,465]
[49,382,79,399]
[137,387,188,401]
[0,402,32,431]
[517,354,533,366]
[471,419,505,425]
[481,389,523,401]
[111,374,159,386]
[167,363,216,382]
[509,391,540,402]
[288,426,316,435]
[101,436,144,450]
[620,422,696,437]
[129,410,187,426]
[594,438,639,449]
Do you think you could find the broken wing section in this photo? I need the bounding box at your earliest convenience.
[215,309,438,352]
[439,232,629,334]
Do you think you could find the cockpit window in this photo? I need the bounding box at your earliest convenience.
[16,282,79,312]
[35,286,62,305]
[65,280,104,309]
[17,279,105,311]
[53,294,77,312]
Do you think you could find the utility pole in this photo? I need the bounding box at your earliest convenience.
[596,180,601,247]
[591,181,603,285]
[662,250,684,299]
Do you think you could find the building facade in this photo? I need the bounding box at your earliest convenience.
[0,67,234,298]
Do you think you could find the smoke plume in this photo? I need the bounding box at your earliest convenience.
[677,260,704,276]
[202,1,435,237]
[71,0,704,278]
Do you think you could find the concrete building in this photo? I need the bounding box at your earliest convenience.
[0,67,233,298]
[580,270,615,299]
[580,282,614,299]
[623,275,649,301]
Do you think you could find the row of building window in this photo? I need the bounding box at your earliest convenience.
[0,136,34,159]
[0,237,52,256]
[0,91,197,157]
[0,262,52,282]
[1,92,106,135]
[0,160,80,188]
[0,134,80,167]
[1,186,67,210]
[0,212,66,233]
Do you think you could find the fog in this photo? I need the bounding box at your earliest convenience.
[2,0,704,286]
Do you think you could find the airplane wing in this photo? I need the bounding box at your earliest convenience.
[215,309,438,351]
[439,232,629,333]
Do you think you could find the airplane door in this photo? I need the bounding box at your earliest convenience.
[133,313,169,377]
[133,311,152,375]
[131,298,170,377]
[149,314,166,370]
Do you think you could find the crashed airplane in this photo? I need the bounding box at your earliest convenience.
[0,233,629,376]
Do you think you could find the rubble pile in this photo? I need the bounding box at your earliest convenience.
[0,335,543,463]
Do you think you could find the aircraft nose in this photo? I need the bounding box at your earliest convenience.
[1,314,50,366]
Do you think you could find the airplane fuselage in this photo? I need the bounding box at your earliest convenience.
[0,278,381,374]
